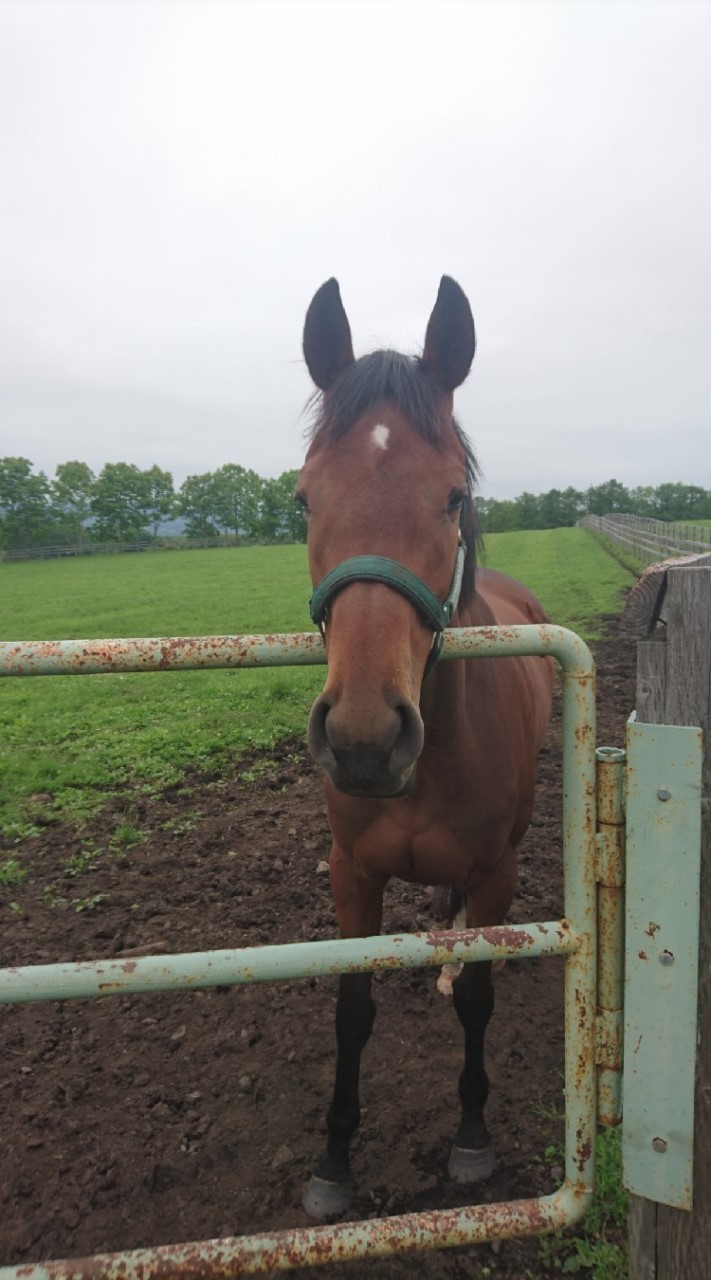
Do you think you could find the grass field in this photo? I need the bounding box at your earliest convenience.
[0,529,635,838]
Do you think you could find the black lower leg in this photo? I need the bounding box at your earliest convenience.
[314,972,376,1184]
[452,960,495,1149]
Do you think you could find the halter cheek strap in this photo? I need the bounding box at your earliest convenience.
[309,538,466,678]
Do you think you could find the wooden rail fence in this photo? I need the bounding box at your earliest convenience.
[580,513,711,565]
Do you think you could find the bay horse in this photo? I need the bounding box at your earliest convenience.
[296,277,554,1219]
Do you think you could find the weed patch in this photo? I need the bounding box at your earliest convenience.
[537,1127,628,1277]
[0,857,29,888]
[71,892,108,913]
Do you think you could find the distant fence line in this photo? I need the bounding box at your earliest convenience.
[2,536,302,563]
[579,513,711,565]
[7,516,711,566]
[3,540,154,562]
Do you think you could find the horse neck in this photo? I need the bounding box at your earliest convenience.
[418,592,493,730]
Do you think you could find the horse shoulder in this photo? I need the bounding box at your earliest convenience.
[465,570,556,746]
[472,567,549,627]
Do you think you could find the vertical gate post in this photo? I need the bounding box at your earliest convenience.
[627,565,711,1280]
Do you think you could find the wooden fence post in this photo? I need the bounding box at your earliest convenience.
[626,565,711,1279]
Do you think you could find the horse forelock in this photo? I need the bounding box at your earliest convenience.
[305,349,482,605]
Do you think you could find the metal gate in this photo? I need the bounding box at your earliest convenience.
[0,623,700,1277]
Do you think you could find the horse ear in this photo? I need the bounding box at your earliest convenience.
[422,276,476,391]
[303,278,355,391]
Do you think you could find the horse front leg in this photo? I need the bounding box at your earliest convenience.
[448,850,516,1183]
[449,957,496,1181]
[302,845,386,1220]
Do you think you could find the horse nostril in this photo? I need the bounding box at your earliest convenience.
[307,691,424,789]
[392,700,425,772]
[307,694,336,767]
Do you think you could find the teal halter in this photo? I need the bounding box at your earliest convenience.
[309,537,466,677]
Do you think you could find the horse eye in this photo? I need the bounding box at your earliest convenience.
[447,491,466,514]
[294,491,311,515]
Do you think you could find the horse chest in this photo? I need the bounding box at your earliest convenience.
[345,807,510,888]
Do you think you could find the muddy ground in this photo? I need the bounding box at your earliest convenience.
[1,621,636,1279]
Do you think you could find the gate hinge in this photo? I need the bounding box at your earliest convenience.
[595,830,624,887]
[596,1008,623,1127]
[595,1007,623,1070]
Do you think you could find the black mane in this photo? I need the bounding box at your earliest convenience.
[307,349,482,607]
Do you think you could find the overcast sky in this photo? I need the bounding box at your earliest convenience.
[2,0,709,499]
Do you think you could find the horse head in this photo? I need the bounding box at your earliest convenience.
[297,277,478,798]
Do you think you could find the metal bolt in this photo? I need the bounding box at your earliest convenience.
[657,788,671,802]
[652,1137,668,1153]
[660,950,674,966]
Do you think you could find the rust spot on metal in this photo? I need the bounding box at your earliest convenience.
[638,950,648,961]
[645,921,661,938]
[425,925,536,954]
[577,1138,592,1172]
[426,928,461,953]
[480,924,536,950]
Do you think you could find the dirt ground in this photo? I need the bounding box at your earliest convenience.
[1,620,636,1279]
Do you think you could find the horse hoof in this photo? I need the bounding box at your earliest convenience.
[447,1142,495,1184]
[302,1174,354,1220]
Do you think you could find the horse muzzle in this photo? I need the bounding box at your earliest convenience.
[307,693,424,798]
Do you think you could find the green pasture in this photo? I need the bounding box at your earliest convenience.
[678,518,711,531]
[0,530,635,839]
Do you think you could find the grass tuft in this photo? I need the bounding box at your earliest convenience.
[538,1127,628,1277]
[0,857,28,888]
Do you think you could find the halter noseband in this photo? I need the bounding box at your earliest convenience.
[309,537,466,678]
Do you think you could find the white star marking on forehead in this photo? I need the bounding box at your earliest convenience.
[370,424,390,450]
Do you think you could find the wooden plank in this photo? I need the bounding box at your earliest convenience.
[635,635,667,722]
[656,568,711,1278]
[629,1201,658,1280]
[622,553,711,639]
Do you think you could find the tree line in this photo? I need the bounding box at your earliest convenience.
[2,459,710,554]
[478,479,711,532]
[0,458,307,553]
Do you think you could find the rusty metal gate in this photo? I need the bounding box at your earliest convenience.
[0,624,701,1277]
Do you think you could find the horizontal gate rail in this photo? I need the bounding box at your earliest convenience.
[0,625,597,1277]
[0,921,577,1004]
[0,1189,592,1280]
[1,623,589,677]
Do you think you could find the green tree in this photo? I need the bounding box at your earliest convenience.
[514,491,544,530]
[0,457,51,552]
[178,472,220,539]
[260,470,307,542]
[585,479,630,516]
[483,498,519,532]
[628,485,658,517]
[211,464,263,541]
[51,461,95,546]
[655,483,711,522]
[537,486,586,528]
[144,465,176,539]
[537,489,563,529]
[90,463,151,542]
